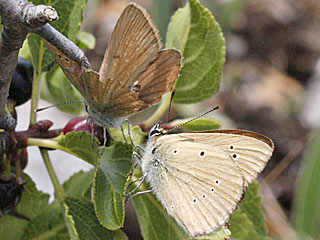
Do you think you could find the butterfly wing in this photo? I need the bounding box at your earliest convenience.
[177,130,274,187]
[80,71,144,117]
[98,3,181,112]
[144,135,244,237]
[44,40,88,97]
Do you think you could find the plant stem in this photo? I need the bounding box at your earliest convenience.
[39,148,65,201]
[30,41,45,125]
[142,93,171,129]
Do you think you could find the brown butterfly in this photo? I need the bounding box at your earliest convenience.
[45,3,181,136]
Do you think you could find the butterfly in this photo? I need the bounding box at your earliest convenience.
[44,3,181,136]
[134,122,274,238]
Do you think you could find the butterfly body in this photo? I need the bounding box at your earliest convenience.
[139,124,274,237]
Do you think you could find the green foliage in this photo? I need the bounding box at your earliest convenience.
[132,189,231,240]
[93,142,132,230]
[66,198,127,240]
[41,66,85,114]
[0,174,50,240]
[229,182,270,240]
[57,131,99,166]
[109,122,147,146]
[77,31,96,49]
[182,118,221,131]
[294,129,320,239]
[167,0,225,103]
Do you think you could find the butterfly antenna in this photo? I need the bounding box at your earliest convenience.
[167,106,219,133]
[164,90,176,129]
[35,100,85,112]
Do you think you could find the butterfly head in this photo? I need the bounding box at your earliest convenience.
[149,122,167,139]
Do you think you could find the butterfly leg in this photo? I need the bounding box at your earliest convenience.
[103,127,108,146]
[120,124,128,144]
[123,119,135,146]
[126,190,152,199]
[125,173,148,200]
[80,116,90,139]
[127,149,141,181]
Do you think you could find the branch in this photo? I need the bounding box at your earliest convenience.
[0,0,58,129]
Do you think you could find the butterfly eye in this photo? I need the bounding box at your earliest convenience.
[57,54,62,59]
[202,194,207,199]
[192,198,198,204]
[215,179,221,185]
[65,58,69,63]
[210,187,215,193]
[172,149,178,155]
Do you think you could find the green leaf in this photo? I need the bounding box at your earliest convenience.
[40,66,85,114]
[63,170,94,198]
[131,179,230,240]
[294,129,320,239]
[28,0,87,72]
[66,198,128,240]
[229,182,270,240]
[77,31,96,49]
[93,142,132,230]
[0,174,50,240]
[182,118,221,131]
[57,131,99,166]
[166,0,225,103]
[109,122,147,146]
[21,202,69,240]
[132,190,191,240]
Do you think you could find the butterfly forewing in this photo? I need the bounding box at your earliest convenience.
[177,130,274,187]
[99,3,161,87]
[146,136,244,237]
[44,40,87,97]
[98,3,181,111]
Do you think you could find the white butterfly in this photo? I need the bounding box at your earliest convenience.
[134,123,274,238]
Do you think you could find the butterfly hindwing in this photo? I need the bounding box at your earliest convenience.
[146,136,244,237]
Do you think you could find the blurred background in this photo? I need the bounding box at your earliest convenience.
[17,0,320,239]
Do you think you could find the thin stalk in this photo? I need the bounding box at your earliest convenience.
[30,40,45,125]
[39,148,65,201]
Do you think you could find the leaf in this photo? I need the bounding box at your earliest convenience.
[166,0,225,103]
[109,122,147,146]
[57,131,99,166]
[0,173,50,240]
[182,118,221,131]
[40,66,85,114]
[66,198,128,240]
[28,0,88,72]
[93,142,132,230]
[131,190,191,240]
[294,129,320,239]
[229,182,270,240]
[21,202,69,240]
[63,170,94,198]
[131,180,230,240]
[77,31,96,49]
